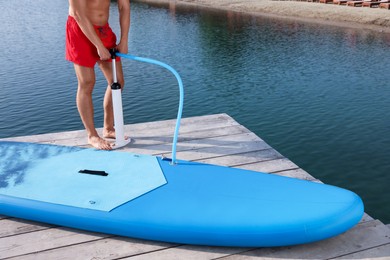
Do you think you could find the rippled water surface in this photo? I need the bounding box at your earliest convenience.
[0,0,389,223]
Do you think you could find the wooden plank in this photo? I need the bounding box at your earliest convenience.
[197,150,320,181]
[270,168,319,181]
[108,132,268,158]
[196,148,283,166]
[361,213,375,223]
[124,113,239,135]
[171,133,270,161]
[0,219,53,238]
[334,243,390,259]
[129,124,250,147]
[120,245,251,260]
[219,220,390,260]
[8,237,177,260]
[236,158,300,173]
[0,228,111,259]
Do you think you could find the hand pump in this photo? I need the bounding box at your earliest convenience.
[110,49,131,149]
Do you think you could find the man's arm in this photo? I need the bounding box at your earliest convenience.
[69,0,111,60]
[116,0,131,54]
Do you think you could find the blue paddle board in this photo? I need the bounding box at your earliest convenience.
[0,141,364,247]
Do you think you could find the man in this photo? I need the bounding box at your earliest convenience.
[66,0,130,150]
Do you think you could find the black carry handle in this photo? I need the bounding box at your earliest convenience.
[79,169,109,177]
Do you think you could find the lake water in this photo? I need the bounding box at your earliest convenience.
[0,0,389,223]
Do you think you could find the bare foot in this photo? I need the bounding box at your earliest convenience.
[88,136,112,150]
[103,129,116,139]
[103,129,130,141]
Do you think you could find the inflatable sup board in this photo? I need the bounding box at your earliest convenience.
[0,141,363,247]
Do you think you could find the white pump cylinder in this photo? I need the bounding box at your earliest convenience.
[112,89,126,146]
[111,56,131,149]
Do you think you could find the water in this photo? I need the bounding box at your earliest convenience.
[0,1,389,223]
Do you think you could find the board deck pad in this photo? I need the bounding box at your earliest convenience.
[0,141,167,211]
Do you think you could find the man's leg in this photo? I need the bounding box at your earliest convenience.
[74,64,112,150]
[98,60,125,139]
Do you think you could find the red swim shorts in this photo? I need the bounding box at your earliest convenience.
[66,16,119,68]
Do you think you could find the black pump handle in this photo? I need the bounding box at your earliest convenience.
[109,48,117,59]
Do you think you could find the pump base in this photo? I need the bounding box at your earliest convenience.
[111,138,132,150]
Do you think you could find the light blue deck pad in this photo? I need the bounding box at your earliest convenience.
[0,141,167,211]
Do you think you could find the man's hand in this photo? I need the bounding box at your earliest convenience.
[97,46,111,60]
[116,41,128,54]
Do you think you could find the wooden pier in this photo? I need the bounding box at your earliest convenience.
[1,114,389,259]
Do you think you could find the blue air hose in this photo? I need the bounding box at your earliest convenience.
[116,52,184,165]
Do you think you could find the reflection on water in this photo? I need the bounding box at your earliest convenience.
[0,0,389,223]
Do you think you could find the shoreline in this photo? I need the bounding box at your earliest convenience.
[135,0,390,33]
